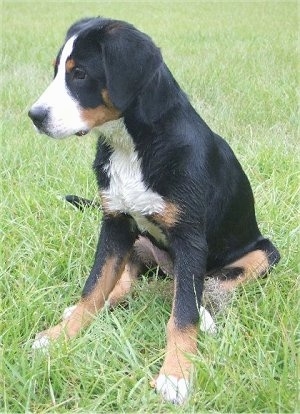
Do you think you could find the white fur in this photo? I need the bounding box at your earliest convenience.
[32,306,78,351]
[199,306,217,334]
[155,374,189,405]
[101,120,167,241]
[32,335,50,350]
[102,149,165,215]
[62,305,77,320]
[30,35,89,138]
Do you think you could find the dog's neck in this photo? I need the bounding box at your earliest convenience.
[98,118,134,152]
[97,64,191,153]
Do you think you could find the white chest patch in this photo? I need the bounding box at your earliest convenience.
[100,120,167,243]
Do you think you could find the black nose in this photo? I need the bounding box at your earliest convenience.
[28,106,48,129]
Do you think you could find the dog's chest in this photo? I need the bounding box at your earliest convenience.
[103,149,164,214]
[100,120,166,243]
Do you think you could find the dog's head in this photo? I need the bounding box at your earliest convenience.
[28,18,162,138]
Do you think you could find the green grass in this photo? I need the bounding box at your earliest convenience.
[1,1,299,412]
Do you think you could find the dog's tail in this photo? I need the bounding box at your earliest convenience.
[65,195,101,211]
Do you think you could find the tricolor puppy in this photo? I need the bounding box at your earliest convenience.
[28,17,280,405]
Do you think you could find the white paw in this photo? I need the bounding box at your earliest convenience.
[155,374,189,405]
[199,305,217,334]
[32,335,50,350]
[62,305,77,320]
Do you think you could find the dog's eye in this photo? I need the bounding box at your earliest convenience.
[73,67,86,80]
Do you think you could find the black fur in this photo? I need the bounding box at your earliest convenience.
[29,17,280,370]
[59,17,280,329]
[65,195,101,211]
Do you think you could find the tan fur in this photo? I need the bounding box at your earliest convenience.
[159,278,198,379]
[101,89,116,109]
[108,261,141,307]
[99,192,118,216]
[220,249,269,291]
[159,312,198,379]
[81,90,121,128]
[152,202,181,228]
[65,58,75,73]
[36,256,125,341]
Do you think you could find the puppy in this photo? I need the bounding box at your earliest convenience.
[28,17,280,404]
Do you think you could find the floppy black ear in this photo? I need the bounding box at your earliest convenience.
[101,23,163,111]
[66,17,100,40]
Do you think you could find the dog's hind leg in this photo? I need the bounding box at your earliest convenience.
[215,238,280,292]
[203,238,280,315]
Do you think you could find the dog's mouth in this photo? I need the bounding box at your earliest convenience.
[75,130,89,137]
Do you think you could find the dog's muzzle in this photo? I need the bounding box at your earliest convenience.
[28,106,89,138]
[28,106,48,132]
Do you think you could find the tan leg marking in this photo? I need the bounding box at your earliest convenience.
[108,261,141,307]
[159,313,198,379]
[153,312,198,404]
[36,257,125,342]
[220,249,269,291]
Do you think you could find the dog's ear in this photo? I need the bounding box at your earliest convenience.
[66,18,100,40]
[101,23,163,112]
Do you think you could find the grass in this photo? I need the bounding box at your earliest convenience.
[1,1,299,412]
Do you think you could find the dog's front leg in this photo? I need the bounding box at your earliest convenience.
[33,214,137,349]
[154,233,207,405]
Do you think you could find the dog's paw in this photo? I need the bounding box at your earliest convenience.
[32,333,50,350]
[199,305,217,334]
[32,323,66,350]
[155,374,189,405]
[62,305,77,320]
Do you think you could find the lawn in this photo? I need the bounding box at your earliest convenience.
[1,1,299,412]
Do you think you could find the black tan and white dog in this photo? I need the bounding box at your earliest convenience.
[28,17,280,404]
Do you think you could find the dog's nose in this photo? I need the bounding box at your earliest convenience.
[28,106,48,128]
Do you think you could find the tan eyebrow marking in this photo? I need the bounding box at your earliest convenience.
[65,58,76,73]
